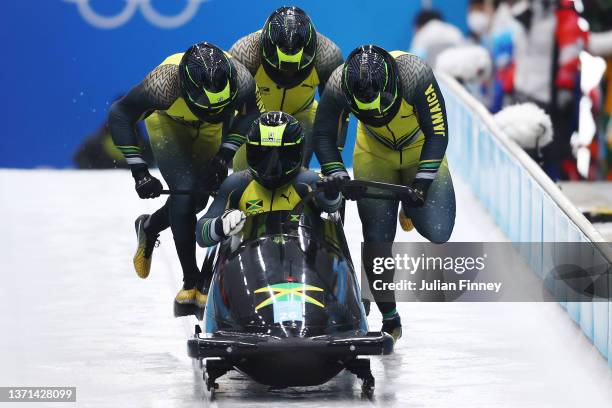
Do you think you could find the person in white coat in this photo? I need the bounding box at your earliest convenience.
[410,9,465,66]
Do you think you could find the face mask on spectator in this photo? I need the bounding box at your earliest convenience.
[468,11,490,36]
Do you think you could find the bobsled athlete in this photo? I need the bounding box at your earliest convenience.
[229,6,344,169]
[108,42,263,310]
[313,45,456,341]
[196,111,341,251]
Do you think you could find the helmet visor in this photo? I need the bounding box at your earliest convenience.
[183,62,235,111]
[185,81,233,112]
[352,89,398,120]
[343,45,400,120]
[276,46,305,72]
[263,14,315,72]
[247,144,302,185]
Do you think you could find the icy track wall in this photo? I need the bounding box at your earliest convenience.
[439,74,612,367]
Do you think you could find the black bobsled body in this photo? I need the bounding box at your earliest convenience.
[188,182,403,392]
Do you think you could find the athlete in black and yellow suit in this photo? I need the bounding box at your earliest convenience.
[108,42,263,309]
[313,45,457,341]
[196,111,341,250]
[229,6,343,170]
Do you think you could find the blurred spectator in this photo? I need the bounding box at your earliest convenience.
[467,0,492,43]
[583,0,612,178]
[73,97,154,169]
[511,0,588,180]
[435,45,493,103]
[437,1,516,111]
[410,9,465,66]
[485,1,524,112]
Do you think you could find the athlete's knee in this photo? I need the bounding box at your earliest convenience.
[359,204,398,242]
[421,221,454,243]
[429,231,451,244]
[361,214,395,242]
[169,194,196,218]
[362,224,396,242]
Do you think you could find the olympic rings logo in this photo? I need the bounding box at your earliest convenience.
[64,0,210,29]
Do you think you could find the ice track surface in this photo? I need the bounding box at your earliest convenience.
[1,169,612,408]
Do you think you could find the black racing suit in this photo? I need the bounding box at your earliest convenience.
[229,31,345,167]
[196,169,342,248]
[108,53,263,287]
[313,51,456,317]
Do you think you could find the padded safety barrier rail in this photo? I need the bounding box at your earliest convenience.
[439,74,611,367]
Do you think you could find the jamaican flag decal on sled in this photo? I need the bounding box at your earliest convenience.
[254,282,325,323]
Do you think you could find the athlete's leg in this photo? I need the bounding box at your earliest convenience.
[131,115,174,279]
[403,159,456,243]
[146,113,201,288]
[191,122,222,294]
[353,124,401,318]
[144,200,170,236]
[358,198,400,317]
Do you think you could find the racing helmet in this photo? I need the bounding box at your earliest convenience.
[179,42,237,115]
[342,45,402,123]
[261,6,317,74]
[246,111,304,189]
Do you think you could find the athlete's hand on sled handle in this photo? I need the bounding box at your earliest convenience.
[218,209,246,237]
[201,154,229,193]
[402,179,429,208]
[131,165,163,199]
[317,171,350,200]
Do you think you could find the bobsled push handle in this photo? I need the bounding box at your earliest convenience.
[161,189,216,196]
[290,179,417,220]
[340,180,418,201]
[161,189,191,195]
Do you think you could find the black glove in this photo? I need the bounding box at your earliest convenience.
[201,154,229,193]
[402,179,430,208]
[131,165,163,199]
[317,172,349,200]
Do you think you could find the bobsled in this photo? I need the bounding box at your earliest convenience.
[187,181,410,395]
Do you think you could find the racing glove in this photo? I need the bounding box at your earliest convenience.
[402,179,430,208]
[215,209,246,238]
[318,171,350,200]
[200,153,229,194]
[131,164,163,199]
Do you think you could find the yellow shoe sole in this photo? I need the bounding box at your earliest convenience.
[399,211,414,232]
[133,247,151,279]
[133,215,152,279]
[175,288,197,305]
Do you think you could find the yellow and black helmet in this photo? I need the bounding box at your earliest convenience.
[261,6,317,75]
[246,111,304,189]
[342,45,402,124]
[179,42,237,114]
